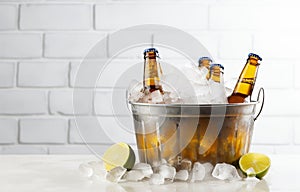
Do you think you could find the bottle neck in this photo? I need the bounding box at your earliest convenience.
[210,66,223,83]
[230,57,260,100]
[199,59,212,80]
[200,60,211,69]
[143,55,163,93]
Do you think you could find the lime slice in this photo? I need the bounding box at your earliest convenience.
[239,153,271,179]
[102,142,136,171]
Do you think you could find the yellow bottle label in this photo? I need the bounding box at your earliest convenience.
[233,61,258,96]
[144,77,160,86]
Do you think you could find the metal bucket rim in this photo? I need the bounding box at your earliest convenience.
[129,101,259,108]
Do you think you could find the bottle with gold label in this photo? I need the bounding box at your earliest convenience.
[198,57,212,80]
[209,63,227,103]
[227,53,262,103]
[143,48,164,94]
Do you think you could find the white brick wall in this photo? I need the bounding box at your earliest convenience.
[209,4,257,30]
[0,33,43,58]
[18,61,69,87]
[0,0,299,155]
[0,5,17,30]
[253,32,300,59]
[219,32,253,59]
[252,117,293,145]
[20,119,68,144]
[0,119,18,144]
[0,90,47,114]
[44,33,107,58]
[0,62,15,87]
[69,117,113,144]
[94,89,130,116]
[95,3,208,30]
[20,4,92,30]
[49,90,93,115]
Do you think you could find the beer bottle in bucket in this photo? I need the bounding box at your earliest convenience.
[228,53,262,103]
[198,57,212,80]
[143,48,164,94]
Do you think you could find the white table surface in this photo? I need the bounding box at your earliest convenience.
[0,154,298,192]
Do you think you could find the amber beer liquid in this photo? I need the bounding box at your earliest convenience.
[228,53,262,103]
[142,48,163,94]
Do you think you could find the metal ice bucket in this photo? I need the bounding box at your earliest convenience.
[129,89,264,167]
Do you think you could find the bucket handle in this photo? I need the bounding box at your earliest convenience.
[251,87,265,121]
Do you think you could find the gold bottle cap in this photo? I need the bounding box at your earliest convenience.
[144,48,159,58]
[198,56,212,67]
[248,53,262,61]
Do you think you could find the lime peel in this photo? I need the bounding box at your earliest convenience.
[102,142,136,171]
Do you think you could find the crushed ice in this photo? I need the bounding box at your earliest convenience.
[127,63,231,104]
[79,160,263,185]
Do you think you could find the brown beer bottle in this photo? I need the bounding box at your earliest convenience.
[198,57,212,80]
[228,53,262,103]
[143,48,163,94]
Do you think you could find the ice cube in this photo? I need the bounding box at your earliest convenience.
[201,162,215,180]
[180,159,192,171]
[140,93,151,103]
[90,174,102,181]
[190,162,206,182]
[203,162,214,175]
[212,163,241,181]
[245,167,256,176]
[124,170,144,181]
[78,163,93,177]
[175,170,189,181]
[87,161,101,168]
[87,161,106,178]
[224,78,238,97]
[185,83,211,104]
[244,176,261,191]
[150,90,163,103]
[237,169,247,179]
[129,91,145,102]
[149,173,165,185]
[208,80,228,104]
[182,65,208,85]
[161,158,168,165]
[203,162,214,174]
[158,164,176,180]
[162,91,182,104]
[152,160,162,172]
[198,67,210,83]
[132,163,153,178]
[105,166,127,183]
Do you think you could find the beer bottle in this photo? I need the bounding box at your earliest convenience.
[198,57,212,80]
[143,48,163,94]
[227,53,262,103]
[209,64,227,103]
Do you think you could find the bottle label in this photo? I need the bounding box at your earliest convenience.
[144,77,160,86]
[240,78,255,85]
[235,78,255,95]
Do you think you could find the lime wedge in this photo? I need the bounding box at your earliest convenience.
[239,153,271,179]
[102,142,136,171]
